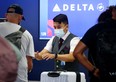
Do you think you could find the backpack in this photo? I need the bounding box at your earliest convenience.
[5,27,25,50]
[96,23,116,78]
[0,36,18,82]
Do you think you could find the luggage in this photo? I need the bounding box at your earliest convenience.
[40,71,86,82]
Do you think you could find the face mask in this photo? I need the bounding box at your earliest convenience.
[54,29,65,38]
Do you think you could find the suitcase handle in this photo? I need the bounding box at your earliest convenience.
[48,71,61,77]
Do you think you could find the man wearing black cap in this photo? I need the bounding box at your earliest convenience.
[0,4,35,82]
[6,4,25,22]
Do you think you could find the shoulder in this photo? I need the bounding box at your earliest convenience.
[0,22,21,36]
[22,30,33,41]
[49,36,56,43]
[84,23,104,36]
[68,33,80,43]
[71,36,80,43]
[69,33,80,40]
[0,22,21,30]
[0,22,9,25]
[81,23,104,47]
[72,36,80,40]
[23,30,32,37]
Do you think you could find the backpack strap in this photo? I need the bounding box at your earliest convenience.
[19,27,26,33]
[5,27,26,50]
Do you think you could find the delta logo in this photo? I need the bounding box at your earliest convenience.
[53,3,104,12]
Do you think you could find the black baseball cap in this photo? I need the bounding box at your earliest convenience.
[7,4,25,20]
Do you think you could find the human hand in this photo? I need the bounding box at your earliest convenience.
[42,53,55,60]
[26,56,33,73]
[35,51,39,59]
[93,68,100,78]
[28,62,33,73]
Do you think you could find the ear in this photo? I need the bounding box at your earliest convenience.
[66,24,68,31]
[66,24,68,28]
[18,15,23,21]
[64,24,68,33]
[65,24,68,29]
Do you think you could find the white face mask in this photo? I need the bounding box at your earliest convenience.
[54,29,65,38]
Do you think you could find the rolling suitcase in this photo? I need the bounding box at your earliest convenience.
[40,71,86,82]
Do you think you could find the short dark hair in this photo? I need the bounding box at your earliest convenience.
[97,5,116,23]
[108,5,116,11]
[98,9,112,23]
[53,14,68,24]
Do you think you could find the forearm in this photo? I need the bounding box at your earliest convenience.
[77,54,95,72]
[56,53,75,62]
[26,56,33,72]
[73,41,99,77]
